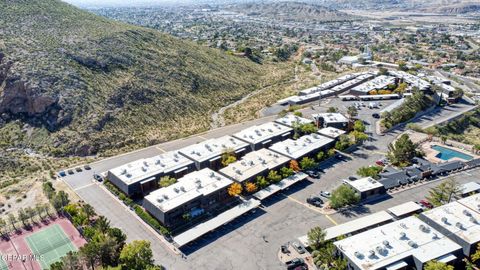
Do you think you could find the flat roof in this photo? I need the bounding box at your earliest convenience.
[346,177,384,193]
[387,201,422,218]
[311,113,349,124]
[269,133,333,160]
[299,211,394,245]
[252,184,282,201]
[173,198,261,247]
[334,217,462,270]
[219,149,289,183]
[233,122,292,145]
[317,127,346,139]
[461,182,480,195]
[421,193,480,245]
[389,70,430,90]
[144,168,233,213]
[351,75,396,93]
[108,151,194,185]
[178,135,249,164]
[274,114,314,128]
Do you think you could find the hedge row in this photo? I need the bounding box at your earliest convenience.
[103,181,170,235]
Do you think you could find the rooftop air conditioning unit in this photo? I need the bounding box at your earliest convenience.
[142,167,147,172]
[441,217,448,224]
[354,251,363,259]
[408,241,417,248]
[471,217,478,224]
[368,250,375,258]
[456,222,464,229]
[174,187,180,193]
[163,195,169,200]
[156,198,164,203]
[463,210,472,216]
[383,240,390,247]
[399,232,406,239]
[180,186,186,192]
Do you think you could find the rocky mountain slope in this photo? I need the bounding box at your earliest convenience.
[0,0,265,156]
[227,1,361,22]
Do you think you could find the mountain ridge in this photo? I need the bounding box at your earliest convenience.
[0,0,265,156]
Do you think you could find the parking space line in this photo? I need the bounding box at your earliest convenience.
[156,146,166,153]
[74,182,95,191]
[197,135,208,140]
[285,196,324,214]
[325,215,338,226]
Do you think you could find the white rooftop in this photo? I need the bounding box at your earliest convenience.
[334,217,462,270]
[351,75,396,93]
[144,168,233,212]
[346,177,384,193]
[233,122,292,145]
[312,113,349,124]
[318,127,346,139]
[389,70,430,90]
[387,201,422,218]
[421,193,480,245]
[299,211,394,246]
[461,182,480,195]
[108,151,194,185]
[219,149,289,183]
[178,135,249,164]
[269,133,333,160]
[274,114,314,128]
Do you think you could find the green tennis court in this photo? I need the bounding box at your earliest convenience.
[26,224,77,269]
[0,258,7,270]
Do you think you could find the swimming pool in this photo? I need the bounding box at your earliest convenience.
[432,145,473,161]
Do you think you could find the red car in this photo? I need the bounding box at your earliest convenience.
[419,200,433,209]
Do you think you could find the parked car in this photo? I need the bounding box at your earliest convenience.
[84,164,92,170]
[93,173,103,182]
[291,242,306,254]
[293,266,307,270]
[320,191,331,198]
[67,169,74,175]
[348,176,357,181]
[286,258,305,270]
[58,171,66,177]
[372,113,380,119]
[75,167,83,172]
[306,196,323,207]
[375,160,385,166]
[306,170,320,179]
[281,245,290,254]
[419,199,433,209]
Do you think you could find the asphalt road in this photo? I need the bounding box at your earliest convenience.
[60,97,477,270]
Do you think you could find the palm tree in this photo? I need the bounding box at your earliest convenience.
[307,226,326,250]
[7,213,16,231]
[35,204,44,220]
[18,208,30,228]
[95,216,110,234]
[82,204,95,221]
[0,217,7,236]
[25,206,36,224]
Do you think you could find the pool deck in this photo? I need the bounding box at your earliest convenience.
[422,142,478,163]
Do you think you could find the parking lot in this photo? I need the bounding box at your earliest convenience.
[58,96,477,270]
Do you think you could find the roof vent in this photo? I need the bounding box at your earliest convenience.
[180,186,186,192]
[419,224,430,233]
[354,251,363,259]
[121,169,127,175]
[141,167,147,172]
[174,187,180,193]
[210,172,215,178]
[174,153,179,158]
[156,198,164,203]
[163,195,169,200]
[463,210,472,216]
[470,217,478,224]
[408,241,417,248]
[456,222,464,229]
[432,233,439,239]
[383,240,390,247]
[376,246,384,254]
[399,232,406,239]
[155,159,161,165]
[126,173,132,178]
[441,217,448,224]
[143,161,149,166]
[368,250,375,258]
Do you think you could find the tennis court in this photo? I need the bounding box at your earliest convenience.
[25,224,77,269]
[0,258,7,270]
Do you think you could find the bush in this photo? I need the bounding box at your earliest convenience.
[133,205,170,235]
[330,185,360,209]
[357,166,383,179]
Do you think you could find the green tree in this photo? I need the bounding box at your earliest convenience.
[280,167,294,178]
[108,227,127,250]
[327,107,338,113]
[25,206,36,224]
[221,149,237,167]
[7,213,16,231]
[119,240,156,270]
[158,176,177,188]
[316,151,325,161]
[397,60,408,71]
[95,216,111,234]
[426,178,462,207]
[80,241,101,270]
[329,185,360,209]
[387,134,423,167]
[335,135,352,151]
[351,130,369,143]
[307,226,326,250]
[83,204,96,221]
[255,176,269,189]
[58,251,82,270]
[18,208,29,227]
[0,217,7,236]
[266,170,282,183]
[300,157,317,170]
[347,106,358,119]
[424,260,453,270]
[353,120,366,132]
[356,166,383,179]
